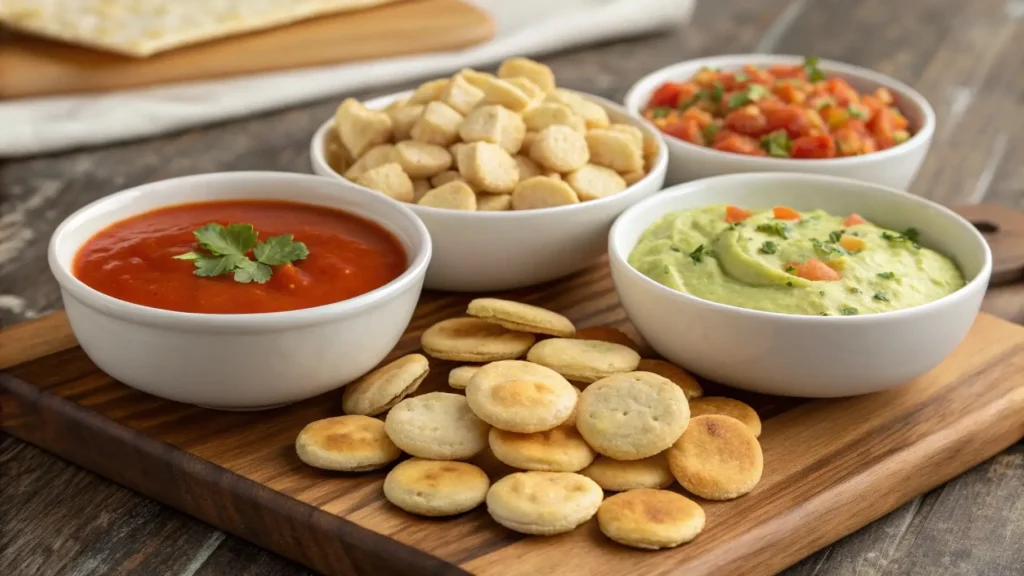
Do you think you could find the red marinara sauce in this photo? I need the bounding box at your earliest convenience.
[73,200,407,314]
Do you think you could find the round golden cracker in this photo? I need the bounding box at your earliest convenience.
[342,353,430,416]
[421,317,535,362]
[356,162,414,203]
[514,154,543,180]
[383,458,490,517]
[466,298,576,337]
[636,359,703,400]
[667,415,763,500]
[465,360,577,433]
[384,392,490,460]
[448,365,480,390]
[580,454,674,491]
[393,140,453,178]
[417,181,477,211]
[597,489,705,550]
[564,384,582,426]
[688,397,761,437]
[526,338,640,383]
[486,471,603,535]
[566,163,627,202]
[573,326,640,352]
[585,129,644,173]
[457,141,519,194]
[295,415,401,472]
[529,124,590,172]
[489,424,595,472]
[497,57,556,93]
[522,103,586,133]
[476,193,512,211]
[344,143,396,181]
[576,371,690,460]
[511,176,579,210]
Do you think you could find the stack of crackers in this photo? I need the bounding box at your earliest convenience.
[296,298,765,551]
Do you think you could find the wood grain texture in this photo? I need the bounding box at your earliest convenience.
[2,285,1023,575]
[2,0,1024,574]
[0,0,494,98]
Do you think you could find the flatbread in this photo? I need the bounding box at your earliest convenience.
[0,0,397,57]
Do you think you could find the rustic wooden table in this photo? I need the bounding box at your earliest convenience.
[2,0,1022,574]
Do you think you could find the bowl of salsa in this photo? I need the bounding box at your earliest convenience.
[49,172,431,410]
[623,54,936,188]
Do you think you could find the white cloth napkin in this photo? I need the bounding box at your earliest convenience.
[0,0,694,158]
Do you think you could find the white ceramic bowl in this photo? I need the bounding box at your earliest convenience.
[311,90,668,292]
[49,172,431,410]
[609,172,990,397]
[623,54,936,188]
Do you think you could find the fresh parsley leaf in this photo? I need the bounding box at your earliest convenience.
[881,231,904,242]
[873,292,891,302]
[174,222,309,284]
[786,281,793,287]
[819,290,826,296]
[847,105,866,120]
[757,221,790,239]
[903,227,920,243]
[804,55,826,82]
[678,92,703,110]
[840,307,859,316]
[785,264,797,273]
[828,230,844,243]
[877,271,895,279]
[689,244,707,264]
[727,84,770,110]
[670,246,681,253]
[761,129,792,158]
[703,122,721,142]
[812,238,848,258]
[759,240,778,255]
[710,83,725,103]
[849,287,862,294]
[813,96,836,110]
[651,106,672,119]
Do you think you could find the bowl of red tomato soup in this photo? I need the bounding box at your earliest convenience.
[49,172,431,410]
[623,54,935,188]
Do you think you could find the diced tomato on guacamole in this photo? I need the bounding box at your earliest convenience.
[642,57,913,159]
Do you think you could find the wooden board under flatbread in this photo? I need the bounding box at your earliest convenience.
[0,0,495,98]
[1,260,1023,576]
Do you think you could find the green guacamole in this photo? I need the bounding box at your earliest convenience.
[628,205,965,316]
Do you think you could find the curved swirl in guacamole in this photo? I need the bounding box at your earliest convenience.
[628,205,965,316]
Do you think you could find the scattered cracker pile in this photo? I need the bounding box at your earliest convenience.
[295,298,765,550]
[324,57,660,211]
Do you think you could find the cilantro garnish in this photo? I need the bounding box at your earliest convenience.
[828,230,844,243]
[727,84,770,109]
[651,107,672,119]
[877,271,895,279]
[804,56,826,82]
[881,228,922,248]
[903,227,921,243]
[873,292,891,302]
[785,264,797,273]
[847,105,866,120]
[840,307,859,316]
[812,238,848,258]
[761,130,792,158]
[689,244,708,264]
[174,223,308,284]
[759,240,778,255]
[757,221,790,239]
[849,287,861,294]
[703,123,721,142]
[710,83,725,103]
[734,72,750,83]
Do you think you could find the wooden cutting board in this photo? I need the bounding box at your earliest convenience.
[0,0,494,99]
[2,262,1023,576]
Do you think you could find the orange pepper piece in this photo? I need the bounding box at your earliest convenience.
[838,236,866,252]
[843,213,867,226]
[772,206,801,220]
[725,205,753,223]
[794,259,841,281]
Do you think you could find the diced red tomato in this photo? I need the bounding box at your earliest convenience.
[843,213,867,226]
[868,108,896,149]
[663,118,705,145]
[743,64,775,86]
[648,82,684,108]
[833,127,865,156]
[713,133,766,156]
[674,83,703,108]
[763,104,812,139]
[768,65,807,80]
[773,206,801,220]
[774,82,807,105]
[874,87,894,106]
[791,135,837,159]
[681,106,715,128]
[794,259,842,281]
[724,105,769,136]
[692,67,719,87]
[725,205,753,223]
[826,78,859,106]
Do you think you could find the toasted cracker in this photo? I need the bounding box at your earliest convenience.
[489,424,595,472]
[465,360,576,433]
[514,155,543,180]
[421,317,535,362]
[384,392,490,460]
[336,98,393,159]
[497,57,557,93]
[408,78,451,105]
[324,127,353,175]
[412,178,431,203]
[356,162,414,203]
[566,163,627,202]
[667,415,763,500]
[383,458,490,517]
[636,359,703,400]
[418,181,477,211]
[467,298,576,337]
[411,101,464,147]
[688,397,761,437]
[522,103,586,134]
[459,105,526,154]
[344,143,396,181]
[457,141,520,194]
[577,371,690,460]
[597,489,705,550]
[579,454,675,492]
[476,193,512,211]
[295,415,401,472]
[341,353,429,416]
[545,89,610,129]
[529,125,590,173]
[512,176,580,210]
[393,140,453,179]
[441,74,486,115]
[586,129,645,173]
[573,326,640,351]
[448,366,480,390]
[387,103,424,141]
[486,472,603,535]
[526,338,640,383]
[0,0,398,57]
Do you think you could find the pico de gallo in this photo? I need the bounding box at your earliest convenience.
[641,57,913,159]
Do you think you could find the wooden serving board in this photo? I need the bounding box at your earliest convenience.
[2,263,1023,576]
[0,0,494,99]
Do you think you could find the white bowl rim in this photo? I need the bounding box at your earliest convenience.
[48,171,432,331]
[608,171,991,324]
[310,89,670,219]
[622,53,937,167]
